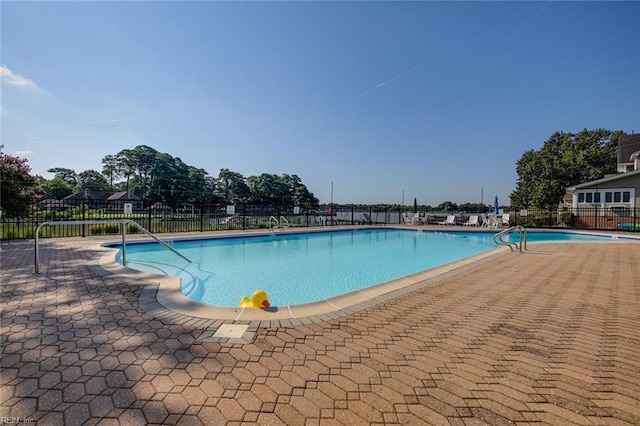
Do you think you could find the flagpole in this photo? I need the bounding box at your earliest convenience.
[330,182,333,205]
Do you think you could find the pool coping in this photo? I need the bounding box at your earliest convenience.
[92,226,639,331]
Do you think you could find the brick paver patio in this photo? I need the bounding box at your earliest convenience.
[1,232,639,425]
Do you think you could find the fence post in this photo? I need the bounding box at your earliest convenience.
[199,202,204,232]
[242,204,247,230]
[82,203,86,237]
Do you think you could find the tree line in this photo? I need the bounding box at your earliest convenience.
[509,128,623,209]
[1,144,319,217]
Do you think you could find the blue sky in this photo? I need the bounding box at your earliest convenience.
[2,1,638,206]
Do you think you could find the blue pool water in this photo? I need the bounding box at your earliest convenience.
[112,228,616,307]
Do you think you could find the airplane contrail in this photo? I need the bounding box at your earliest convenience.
[344,65,423,104]
[72,117,146,125]
[343,1,553,105]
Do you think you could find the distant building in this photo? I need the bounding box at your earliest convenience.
[567,169,640,210]
[63,190,113,202]
[567,133,640,212]
[61,189,144,211]
[617,133,640,173]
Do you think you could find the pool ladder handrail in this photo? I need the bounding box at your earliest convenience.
[269,215,290,231]
[493,225,527,252]
[34,219,192,273]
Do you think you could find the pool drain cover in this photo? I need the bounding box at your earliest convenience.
[197,323,257,344]
[213,324,248,338]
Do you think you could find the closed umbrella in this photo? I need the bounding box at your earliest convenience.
[494,196,499,215]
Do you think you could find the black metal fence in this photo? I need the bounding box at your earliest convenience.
[1,199,638,240]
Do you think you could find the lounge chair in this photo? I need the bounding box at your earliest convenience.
[438,215,456,226]
[501,213,510,228]
[463,215,479,226]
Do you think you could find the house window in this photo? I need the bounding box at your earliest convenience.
[623,191,631,202]
[614,192,621,203]
[585,193,593,203]
[578,193,585,203]
[594,192,601,203]
[605,192,613,203]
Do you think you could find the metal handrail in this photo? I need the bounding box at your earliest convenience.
[493,225,527,252]
[269,216,279,231]
[279,216,290,228]
[34,219,191,273]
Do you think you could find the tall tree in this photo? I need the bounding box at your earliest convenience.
[247,173,318,208]
[113,145,159,196]
[282,174,318,207]
[510,129,622,209]
[1,149,40,217]
[436,201,458,211]
[75,170,110,192]
[101,154,121,191]
[249,173,283,206]
[184,167,215,204]
[40,177,73,199]
[147,153,192,207]
[215,168,250,204]
[47,167,77,187]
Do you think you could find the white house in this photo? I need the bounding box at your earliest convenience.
[566,168,640,211]
[566,134,640,223]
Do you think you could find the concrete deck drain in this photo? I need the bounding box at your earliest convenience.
[197,323,257,344]
[214,324,248,338]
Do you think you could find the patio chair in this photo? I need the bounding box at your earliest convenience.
[463,215,479,226]
[438,215,456,225]
[483,214,500,229]
[364,213,385,224]
[403,213,420,225]
[501,213,511,228]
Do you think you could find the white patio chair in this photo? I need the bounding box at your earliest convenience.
[484,214,499,229]
[501,213,511,228]
[438,215,456,225]
[403,213,420,225]
[463,215,479,226]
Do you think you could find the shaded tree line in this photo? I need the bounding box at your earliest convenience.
[1,144,319,216]
[510,129,623,210]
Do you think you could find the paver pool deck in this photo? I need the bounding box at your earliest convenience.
[1,227,639,425]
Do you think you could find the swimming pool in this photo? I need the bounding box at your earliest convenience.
[111,228,617,308]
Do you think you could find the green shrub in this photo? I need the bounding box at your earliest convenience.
[88,223,122,235]
[126,223,141,234]
[558,211,572,226]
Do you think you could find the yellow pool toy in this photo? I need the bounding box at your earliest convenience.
[238,289,270,308]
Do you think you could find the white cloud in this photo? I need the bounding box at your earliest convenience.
[15,150,33,156]
[1,65,39,89]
